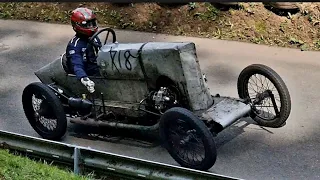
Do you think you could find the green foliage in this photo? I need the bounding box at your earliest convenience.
[194,3,220,21]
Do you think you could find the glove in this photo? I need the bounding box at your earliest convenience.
[81,77,95,93]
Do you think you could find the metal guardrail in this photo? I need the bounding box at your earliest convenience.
[0,130,242,180]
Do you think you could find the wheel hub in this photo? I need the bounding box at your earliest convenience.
[253,90,272,105]
[38,101,55,119]
[179,129,196,146]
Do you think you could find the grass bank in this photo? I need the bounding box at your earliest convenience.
[0,149,90,180]
[1,2,320,51]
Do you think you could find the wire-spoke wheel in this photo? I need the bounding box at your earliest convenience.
[159,107,217,171]
[22,82,67,140]
[237,64,291,128]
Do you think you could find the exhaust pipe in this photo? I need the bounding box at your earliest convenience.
[70,118,160,132]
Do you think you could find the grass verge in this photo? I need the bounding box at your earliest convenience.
[0,2,320,51]
[0,149,91,180]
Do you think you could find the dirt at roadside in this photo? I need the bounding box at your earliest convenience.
[1,2,320,51]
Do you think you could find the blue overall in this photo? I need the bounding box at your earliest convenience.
[66,33,102,80]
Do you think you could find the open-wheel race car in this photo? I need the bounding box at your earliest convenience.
[22,28,291,171]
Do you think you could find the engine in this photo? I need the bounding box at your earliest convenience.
[151,87,179,113]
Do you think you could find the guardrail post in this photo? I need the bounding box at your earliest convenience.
[73,147,81,175]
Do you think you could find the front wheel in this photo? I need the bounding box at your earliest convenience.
[159,107,217,171]
[237,64,291,128]
[22,82,67,140]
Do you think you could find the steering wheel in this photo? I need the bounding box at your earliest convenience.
[88,28,117,49]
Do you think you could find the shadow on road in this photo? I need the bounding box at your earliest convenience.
[67,116,268,151]
[69,123,160,148]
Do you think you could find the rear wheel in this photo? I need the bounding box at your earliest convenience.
[159,107,217,171]
[237,64,291,128]
[22,82,67,140]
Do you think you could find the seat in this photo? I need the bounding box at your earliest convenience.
[61,53,74,75]
[61,53,100,77]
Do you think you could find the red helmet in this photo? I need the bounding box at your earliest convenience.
[71,7,98,37]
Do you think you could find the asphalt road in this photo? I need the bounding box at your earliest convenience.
[1,19,320,180]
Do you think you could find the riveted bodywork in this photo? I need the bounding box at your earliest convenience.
[35,42,215,118]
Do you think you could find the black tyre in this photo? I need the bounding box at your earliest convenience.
[237,64,291,128]
[159,107,217,171]
[22,82,67,140]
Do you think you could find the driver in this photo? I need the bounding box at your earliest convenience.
[66,7,102,93]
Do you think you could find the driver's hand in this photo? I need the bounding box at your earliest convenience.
[81,77,95,93]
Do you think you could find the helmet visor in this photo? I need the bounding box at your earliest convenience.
[81,19,97,29]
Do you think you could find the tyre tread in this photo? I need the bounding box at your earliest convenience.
[237,64,291,128]
[159,107,217,170]
[22,82,67,140]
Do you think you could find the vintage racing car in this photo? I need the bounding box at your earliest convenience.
[22,28,291,171]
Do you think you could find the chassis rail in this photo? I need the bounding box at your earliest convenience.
[0,130,241,180]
